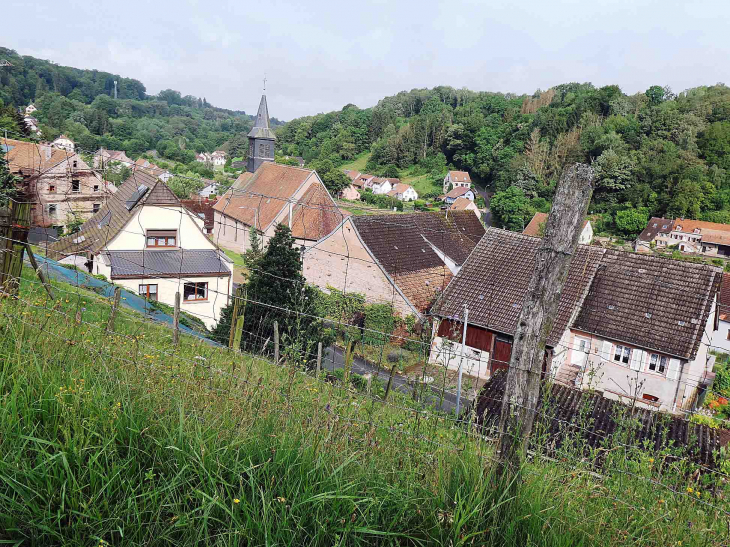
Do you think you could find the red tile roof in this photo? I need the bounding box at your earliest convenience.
[523,212,588,237]
[281,182,346,241]
[445,186,472,199]
[448,170,471,183]
[450,197,476,211]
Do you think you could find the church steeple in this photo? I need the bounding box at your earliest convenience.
[247,94,276,173]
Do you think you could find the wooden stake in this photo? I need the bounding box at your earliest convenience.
[496,163,595,480]
[316,342,322,377]
[274,321,279,364]
[228,286,242,349]
[173,291,180,345]
[24,244,54,300]
[233,315,245,351]
[107,286,121,332]
[383,364,398,401]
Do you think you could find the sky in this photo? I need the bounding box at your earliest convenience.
[5,0,730,120]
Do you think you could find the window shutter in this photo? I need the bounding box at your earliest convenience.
[667,358,681,380]
[630,349,643,371]
[600,341,612,361]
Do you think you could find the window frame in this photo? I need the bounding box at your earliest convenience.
[183,281,208,302]
[48,184,56,193]
[613,344,631,364]
[145,230,178,248]
[48,204,57,217]
[647,353,667,375]
[71,179,80,193]
[139,284,158,301]
[92,203,100,213]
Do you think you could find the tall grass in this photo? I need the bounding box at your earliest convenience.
[0,272,728,545]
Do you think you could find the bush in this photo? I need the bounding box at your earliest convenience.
[363,303,396,345]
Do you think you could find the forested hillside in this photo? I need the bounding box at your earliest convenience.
[277,84,730,234]
[0,47,282,164]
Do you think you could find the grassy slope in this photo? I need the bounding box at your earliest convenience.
[0,271,727,546]
[340,152,371,172]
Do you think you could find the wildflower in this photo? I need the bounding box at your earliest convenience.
[233,498,240,504]
[277,497,286,503]
[648,458,654,463]
[686,487,693,493]
[695,491,700,498]
[658,499,664,504]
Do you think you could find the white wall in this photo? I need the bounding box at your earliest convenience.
[711,319,730,353]
[106,206,212,251]
[428,334,491,381]
[579,222,593,245]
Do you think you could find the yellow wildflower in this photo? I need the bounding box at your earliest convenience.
[233,498,240,504]
[686,487,693,493]
[277,497,286,503]
[648,458,654,463]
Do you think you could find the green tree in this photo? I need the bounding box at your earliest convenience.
[243,227,263,267]
[698,121,730,170]
[309,158,349,196]
[490,186,533,232]
[614,207,649,236]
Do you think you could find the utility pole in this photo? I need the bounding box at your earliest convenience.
[496,163,595,481]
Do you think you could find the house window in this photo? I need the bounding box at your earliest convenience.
[146,230,177,248]
[726,329,730,341]
[71,179,80,192]
[648,354,667,374]
[183,282,207,301]
[93,185,99,192]
[93,203,100,213]
[48,184,55,193]
[613,344,631,364]
[139,284,158,301]
[48,204,57,217]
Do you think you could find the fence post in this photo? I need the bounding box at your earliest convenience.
[383,364,398,401]
[496,163,595,481]
[316,342,322,377]
[228,286,242,350]
[173,291,180,345]
[274,321,279,364]
[24,243,54,300]
[233,315,245,351]
[107,286,121,332]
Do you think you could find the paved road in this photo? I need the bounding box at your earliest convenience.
[322,345,466,414]
[473,184,492,227]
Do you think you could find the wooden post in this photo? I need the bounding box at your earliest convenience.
[496,163,595,480]
[0,200,31,296]
[228,286,243,350]
[383,364,398,401]
[232,315,245,351]
[107,286,121,332]
[24,244,54,300]
[173,291,180,345]
[316,342,323,376]
[274,321,279,364]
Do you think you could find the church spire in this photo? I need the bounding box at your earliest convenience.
[247,95,276,140]
[247,93,276,173]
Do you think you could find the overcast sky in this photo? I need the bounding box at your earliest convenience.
[6,0,730,120]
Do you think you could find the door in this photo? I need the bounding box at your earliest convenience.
[491,338,512,374]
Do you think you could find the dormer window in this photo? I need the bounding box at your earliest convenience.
[146,230,177,248]
[693,228,700,234]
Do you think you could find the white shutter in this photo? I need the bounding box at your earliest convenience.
[630,349,644,371]
[600,341,612,361]
[667,358,681,381]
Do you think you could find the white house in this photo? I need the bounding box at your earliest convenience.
[51,134,75,152]
[49,171,233,329]
[430,228,721,414]
[523,212,593,245]
[211,150,226,166]
[387,183,418,202]
[25,104,37,115]
[443,170,472,194]
[370,177,393,195]
[711,273,730,353]
[444,186,475,205]
[199,181,220,199]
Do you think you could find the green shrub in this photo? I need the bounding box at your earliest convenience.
[363,303,395,344]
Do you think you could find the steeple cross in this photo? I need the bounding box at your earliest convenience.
[263,75,267,92]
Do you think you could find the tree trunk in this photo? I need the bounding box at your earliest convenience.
[496,163,595,480]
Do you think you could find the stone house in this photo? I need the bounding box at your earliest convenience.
[636,217,730,256]
[48,171,232,329]
[4,138,113,231]
[430,228,721,414]
[302,211,485,319]
[443,170,472,194]
[523,212,593,245]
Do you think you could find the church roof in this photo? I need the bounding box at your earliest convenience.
[247,95,277,140]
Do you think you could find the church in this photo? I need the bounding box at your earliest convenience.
[212,95,345,252]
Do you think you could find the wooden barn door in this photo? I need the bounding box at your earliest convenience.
[491,337,512,374]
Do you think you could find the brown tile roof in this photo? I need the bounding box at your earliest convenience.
[352,211,485,277]
[212,163,316,231]
[432,229,605,347]
[343,170,361,182]
[673,218,730,235]
[448,170,471,183]
[523,212,589,237]
[393,267,454,314]
[573,251,721,359]
[352,174,374,189]
[281,182,346,241]
[637,217,674,242]
[48,170,181,259]
[719,273,730,321]
[445,186,472,199]
[450,197,475,211]
[181,198,215,232]
[3,138,71,175]
[473,370,728,468]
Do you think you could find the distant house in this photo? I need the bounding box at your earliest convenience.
[450,196,480,219]
[523,212,593,245]
[3,138,113,230]
[340,170,362,200]
[25,104,37,115]
[134,158,172,182]
[636,217,730,256]
[211,150,226,167]
[443,170,472,194]
[431,228,721,414]
[711,273,730,353]
[444,186,475,205]
[94,148,133,169]
[473,370,729,468]
[303,211,485,318]
[198,180,219,199]
[212,162,345,252]
[51,134,75,152]
[387,183,418,202]
[48,171,232,329]
[23,115,41,136]
[370,177,393,195]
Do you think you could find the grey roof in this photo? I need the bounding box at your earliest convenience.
[247,95,277,140]
[107,250,231,278]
